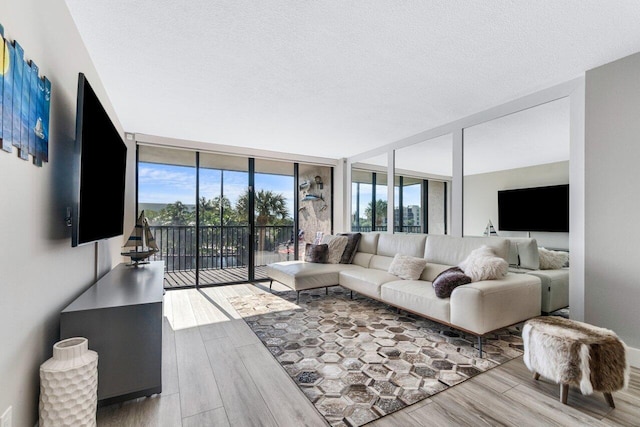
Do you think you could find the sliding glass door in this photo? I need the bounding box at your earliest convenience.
[137,145,331,288]
[198,153,249,284]
[253,159,294,280]
[137,146,197,287]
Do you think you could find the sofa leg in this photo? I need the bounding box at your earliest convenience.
[477,336,483,358]
[534,372,540,380]
[326,287,328,295]
[296,291,300,304]
[350,291,353,300]
[604,392,615,408]
[269,279,273,292]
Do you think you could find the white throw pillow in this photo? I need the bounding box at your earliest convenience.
[458,245,508,282]
[320,235,349,264]
[388,254,428,280]
[538,247,569,270]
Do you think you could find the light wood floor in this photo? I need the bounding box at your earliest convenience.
[97,282,640,427]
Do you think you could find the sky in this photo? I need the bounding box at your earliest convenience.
[138,163,295,217]
[351,183,421,219]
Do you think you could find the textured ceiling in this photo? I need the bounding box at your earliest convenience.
[65,1,640,160]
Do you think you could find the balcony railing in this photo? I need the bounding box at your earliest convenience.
[148,225,295,272]
[351,225,422,233]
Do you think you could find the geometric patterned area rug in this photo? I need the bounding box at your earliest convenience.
[228,286,524,427]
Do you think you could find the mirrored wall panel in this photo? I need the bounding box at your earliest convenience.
[462,97,570,249]
[394,134,452,234]
[351,153,388,232]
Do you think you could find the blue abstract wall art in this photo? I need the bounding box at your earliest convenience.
[0,22,51,166]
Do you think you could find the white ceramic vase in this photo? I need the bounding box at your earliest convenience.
[39,337,99,427]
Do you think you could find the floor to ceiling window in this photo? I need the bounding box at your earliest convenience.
[253,159,295,280]
[138,146,198,287]
[137,144,329,288]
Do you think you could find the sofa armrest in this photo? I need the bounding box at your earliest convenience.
[450,273,541,335]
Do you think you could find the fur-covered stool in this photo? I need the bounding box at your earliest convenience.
[522,316,629,407]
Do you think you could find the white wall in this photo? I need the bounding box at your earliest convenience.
[585,52,640,360]
[463,161,570,249]
[0,1,134,425]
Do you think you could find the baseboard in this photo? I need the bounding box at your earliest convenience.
[627,345,640,368]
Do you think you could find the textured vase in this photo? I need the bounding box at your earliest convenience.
[39,337,99,427]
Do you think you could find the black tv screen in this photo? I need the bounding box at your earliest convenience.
[72,73,127,247]
[498,184,569,232]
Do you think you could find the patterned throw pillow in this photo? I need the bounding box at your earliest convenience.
[337,232,362,264]
[320,235,349,264]
[304,243,328,263]
[432,267,472,298]
[388,254,428,280]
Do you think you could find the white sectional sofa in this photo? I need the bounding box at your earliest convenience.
[266,232,541,355]
[506,237,569,314]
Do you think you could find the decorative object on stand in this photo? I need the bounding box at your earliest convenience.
[121,210,159,266]
[0,22,51,166]
[39,337,98,427]
[483,219,498,236]
[299,180,310,191]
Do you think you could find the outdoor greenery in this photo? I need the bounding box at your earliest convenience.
[364,199,388,227]
[145,190,293,226]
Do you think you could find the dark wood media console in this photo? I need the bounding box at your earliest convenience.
[60,261,164,405]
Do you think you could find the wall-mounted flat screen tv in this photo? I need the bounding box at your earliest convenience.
[498,184,569,232]
[72,73,127,247]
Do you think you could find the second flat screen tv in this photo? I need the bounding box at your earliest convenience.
[498,184,569,232]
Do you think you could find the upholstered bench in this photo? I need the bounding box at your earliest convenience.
[522,316,629,407]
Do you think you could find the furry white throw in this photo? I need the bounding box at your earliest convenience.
[458,245,508,282]
[538,247,569,270]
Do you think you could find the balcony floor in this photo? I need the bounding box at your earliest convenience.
[164,265,269,288]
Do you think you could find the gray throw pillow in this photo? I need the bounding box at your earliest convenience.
[337,232,362,264]
[304,243,328,263]
[432,266,472,298]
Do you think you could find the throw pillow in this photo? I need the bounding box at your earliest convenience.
[337,232,362,264]
[538,247,569,270]
[458,245,508,282]
[304,243,328,263]
[388,254,428,280]
[432,266,472,298]
[320,235,349,264]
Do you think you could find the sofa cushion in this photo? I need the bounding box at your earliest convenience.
[432,267,472,298]
[527,268,569,313]
[369,255,394,272]
[339,268,398,299]
[425,235,510,266]
[376,233,427,258]
[266,261,358,291]
[420,263,453,282]
[352,252,373,268]
[507,238,540,270]
[304,243,328,263]
[358,232,380,255]
[381,280,450,324]
[388,254,428,280]
[321,235,349,264]
[458,246,509,282]
[337,232,362,264]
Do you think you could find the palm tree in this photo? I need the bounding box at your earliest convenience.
[365,199,388,228]
[237,190,289,252]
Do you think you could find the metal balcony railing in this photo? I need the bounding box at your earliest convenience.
[148,225,295,272]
